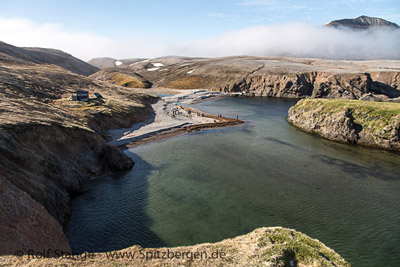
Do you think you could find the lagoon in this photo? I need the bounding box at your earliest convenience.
[67,97,400,266]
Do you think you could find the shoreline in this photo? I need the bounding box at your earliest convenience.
[109,89,244,149]
[120,115,243,149]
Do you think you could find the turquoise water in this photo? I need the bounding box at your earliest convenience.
[67,97,400,266]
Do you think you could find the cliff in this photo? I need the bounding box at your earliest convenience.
[102,56,400,101]
[0,227,349,266]
[287,99,400,150]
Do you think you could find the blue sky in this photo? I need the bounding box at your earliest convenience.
[0,0,399,59]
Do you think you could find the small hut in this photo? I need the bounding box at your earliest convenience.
[70,90,89,101]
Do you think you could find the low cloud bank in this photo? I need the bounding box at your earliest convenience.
[0,18,399,60]
[176,23,400,60]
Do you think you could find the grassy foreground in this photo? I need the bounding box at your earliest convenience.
[0,227,349,267]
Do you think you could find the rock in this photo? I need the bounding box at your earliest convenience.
[102,145,134,170]
[0,177,71,256]
[287,99,400,150]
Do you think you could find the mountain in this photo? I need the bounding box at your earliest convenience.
[88,57,147,69]
[23,47,99,76]
[326,15,400,30]
[0,41,99,76]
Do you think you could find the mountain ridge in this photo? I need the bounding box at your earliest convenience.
[326,15,400,29]
[0,41,99,76]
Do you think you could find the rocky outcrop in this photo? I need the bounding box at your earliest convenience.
[326,15,400,30]
[0,126,134,226]
[0,227,349,266]
[287,99,400,150]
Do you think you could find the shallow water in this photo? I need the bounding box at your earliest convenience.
[67,97,400,266]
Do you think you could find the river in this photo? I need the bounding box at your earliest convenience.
[67,97,400,266]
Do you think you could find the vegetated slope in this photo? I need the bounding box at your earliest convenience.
[287,99,400,150]
[90,68,152,88]
[0,40,157,255]
[123,56,400,101]
[0,227,349,267]
[326,15,400,29]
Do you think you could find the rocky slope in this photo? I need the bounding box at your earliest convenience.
[287,99,400,150]
[0,40,157,255]
[97,56,400,101]
[22,47,100,76]
[0,227,349,266]
[326,15,400,29]
[0,41,99,76]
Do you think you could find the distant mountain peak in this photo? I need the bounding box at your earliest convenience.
[326,15,400,30]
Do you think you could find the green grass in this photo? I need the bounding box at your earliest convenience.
[294,99,400,138]
[258,228,350,266]
[109,73,150,88]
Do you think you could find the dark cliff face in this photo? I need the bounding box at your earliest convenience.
[0,126,135,226]
[326,15,400,30]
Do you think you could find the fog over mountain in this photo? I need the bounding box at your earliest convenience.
[0,16,399,61]
[174,22,400,60]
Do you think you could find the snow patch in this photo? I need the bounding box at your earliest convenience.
[187,69,195,74]
[152,62,164,67]
[129,59,150,66]
[115,61,123,66]
[147,67,159,71]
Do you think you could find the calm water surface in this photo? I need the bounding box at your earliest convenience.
[67,97,400,266]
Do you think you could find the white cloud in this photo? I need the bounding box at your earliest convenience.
[0,17,113,60]
[0,17,171,61]
[175,23,400,60]
[0,17,399,61]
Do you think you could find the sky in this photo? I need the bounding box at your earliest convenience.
[0,0,399,60]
